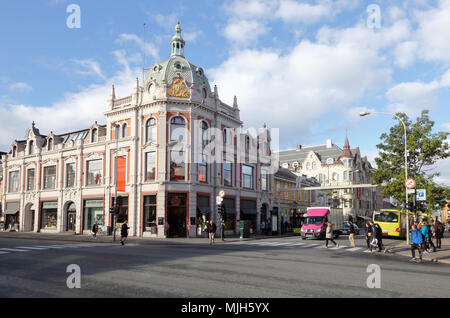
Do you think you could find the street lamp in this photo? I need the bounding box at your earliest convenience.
[113,123,120,242]
[359,111,410,244]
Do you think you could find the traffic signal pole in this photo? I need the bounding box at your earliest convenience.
[113,124,119,242]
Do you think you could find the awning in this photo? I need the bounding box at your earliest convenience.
[241,209,258,215]
[198,207,212,214]
[5,202,19,214]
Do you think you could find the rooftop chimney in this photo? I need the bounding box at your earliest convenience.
[296,144,302,151]
[326,139,332,149]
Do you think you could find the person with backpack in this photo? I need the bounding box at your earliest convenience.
[434,220,444,249]
[120,220,129,246]
[373,222,386,253]
[206,220,216,245]
[365,222,372,251]
[410,224,424,263]
[347,220,356,247]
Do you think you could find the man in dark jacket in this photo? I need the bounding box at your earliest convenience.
[92,221,99,239]
[373,222,386,253]
[206,220,216,245]
[347,220,356,247]
[120,220,129,245]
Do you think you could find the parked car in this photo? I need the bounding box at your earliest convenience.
[341,222,360,235]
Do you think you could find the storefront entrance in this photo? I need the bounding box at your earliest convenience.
[66,202,76,232]
[24,203,35,232]
[40,201,58,230]
[167,193,187,238]
[5,202,20,231]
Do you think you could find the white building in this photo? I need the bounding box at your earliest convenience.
[0,22,273,238]
[277,138,383,223]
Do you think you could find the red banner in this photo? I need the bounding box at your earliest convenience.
[117,156,126,192]
[357,188,361,200]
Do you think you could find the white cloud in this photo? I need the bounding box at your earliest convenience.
[8,82,32,92]
[415,0,450,64]
[117,33,160,61]
[433,157,450,186]
[209,37,391,139]
[72,59,106,80]
[393,41,419,68]
[385,69,450,116]
[275,0,332,23]
[441,122,450,131]
[0,52,137,150]
[223,20,270,45]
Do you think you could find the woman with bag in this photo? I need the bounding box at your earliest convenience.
[435,220,444,249]
[324,221,339,248]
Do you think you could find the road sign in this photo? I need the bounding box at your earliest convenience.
[216,196,223,205]
[405,179,416,189]
[416,189,426,201]
[406,188,416,194]
[218,190,226,198]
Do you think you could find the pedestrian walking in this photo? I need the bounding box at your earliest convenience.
[410,224,424,263]
[92,221,98,239]
[324,221,338,248]
[120,220,129,245]
[421,221,436,252]
[435,220,444,249]
[365,222,372,251]
[347,220,356,247]
[373,222,386,253]
[206,220,216,245]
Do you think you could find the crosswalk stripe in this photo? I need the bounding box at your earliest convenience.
[0,248,30,252]
[34,245,66,249]
[346,247,362,252]
[329,245,346,250]
[290,242,307,246]
[0,251,10,254]
[16,246,48,250]
[315,245,328,248]
[301,244,319,248]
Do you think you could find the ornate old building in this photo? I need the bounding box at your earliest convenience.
[0,23,273,238]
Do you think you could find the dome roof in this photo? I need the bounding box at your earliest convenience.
[144,22,211,94]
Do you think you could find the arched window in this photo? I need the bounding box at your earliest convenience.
[48,138,53,151]
[326,158,334,164]
[114,124,120,140]
[170,116,185,142]
[223,128,227,145]
[146,118,157,143]
[28,140,34,155]
[122,123,127,138]
[306,162,311,170]
[332,172,339,182]
[245,135,250,152]
[91,128,98,143]
[12,146,16,157]
[312,162,317,170]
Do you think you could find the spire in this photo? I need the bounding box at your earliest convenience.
[135,77,139,93]
[233,95,238,108]
[340,136,352,158]
[171,21,185,57]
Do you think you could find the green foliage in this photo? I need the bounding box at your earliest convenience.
[371,110,450,209]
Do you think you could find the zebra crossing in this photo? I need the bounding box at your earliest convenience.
[220,239,368,254]
[0,243,111,256]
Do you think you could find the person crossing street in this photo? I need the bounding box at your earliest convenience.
[347,220,356,247]
[120,220,129,245]
[206,220,216,245]
[324,221,339,248]
[410,224,424,263]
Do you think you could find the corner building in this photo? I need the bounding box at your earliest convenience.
[0,23,273,238]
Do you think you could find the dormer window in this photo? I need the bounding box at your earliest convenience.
[48,138,53,151]
[28,140,34,155]
[326,158,334,164]
[122,123,127,138]
[91,128,98,143]
[12,146,17,157]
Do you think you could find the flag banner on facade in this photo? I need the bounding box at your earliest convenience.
[117,156,126,192]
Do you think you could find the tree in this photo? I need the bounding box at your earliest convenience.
[371,110,450,209]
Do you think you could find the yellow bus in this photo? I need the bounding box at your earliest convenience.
[372,209,407,238]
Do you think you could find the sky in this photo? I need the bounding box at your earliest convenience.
[0,0,449,186]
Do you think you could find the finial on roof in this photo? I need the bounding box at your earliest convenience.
[110,84,116,100]
[32,121,35,127]
[233,95,238,108]
[171,21,185,57]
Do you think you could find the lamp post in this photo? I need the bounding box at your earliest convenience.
[113,123,120,242]
[359,111,410,244]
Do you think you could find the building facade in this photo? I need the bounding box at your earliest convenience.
[0,23,273,238]
[277,138,383,222]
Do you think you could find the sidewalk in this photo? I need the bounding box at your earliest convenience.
[387,232,450,265]
[0,230,295,245]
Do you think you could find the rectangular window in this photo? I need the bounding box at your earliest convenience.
[86,159,102,185]
[170,150,185,180]
[242,164,254,189]
[143,195,157,232]
[66,163,76,188]
[8,171,19,193]
[43,166,56,190]
[83,199,104,231]
[349,171,353,181]
[223,160,232,186]
[40,201,58,230]
[261,169,268,191]
[145,152,156,181]
[27,168,35,191]
[343,171,348,180]
[198,155,207,183]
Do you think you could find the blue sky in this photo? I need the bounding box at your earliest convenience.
[1,0,449,185]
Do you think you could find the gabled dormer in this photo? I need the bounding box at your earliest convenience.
[45,132,63,151]
[24,122,45,156]
[302,151,321,171]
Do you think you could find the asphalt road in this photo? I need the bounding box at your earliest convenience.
[0,235,449,298]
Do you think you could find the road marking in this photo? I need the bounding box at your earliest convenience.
[290,242,307,246]
[346,247,362,252]
[16,246,48,250]
[0,251,10,254]
[301,244,319,248]
[315,245,328,249]
[0,248,30,252]
[34,245,66,249]
[329,245,346,250]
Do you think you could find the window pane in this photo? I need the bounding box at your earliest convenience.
[43,166,56,189]
[66,163,76,187]
[9,171,19,192]
[87,160,102,185]
[170,150,185,180]
[170,117,185,142]
[224,160,232,186]
[27,169,35,191]
[199,155,207,183]
[146,118,157,143]
[146,152,156,181]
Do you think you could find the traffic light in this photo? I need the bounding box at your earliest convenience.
[407,201,416,212]
[218,204,226,216]
[114,204,121,215]
[417,202,426,213]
